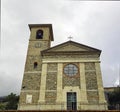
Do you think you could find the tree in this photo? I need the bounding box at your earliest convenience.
[5,93,19,110]
[108,86,120,110]
[0,103,6,110]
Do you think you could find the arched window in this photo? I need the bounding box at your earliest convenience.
[36,30,43,39]
[34,62,38,69]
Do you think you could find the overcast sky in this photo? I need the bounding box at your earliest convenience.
[1,0,120,96]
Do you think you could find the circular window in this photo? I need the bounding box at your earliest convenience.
[64,64,78,76]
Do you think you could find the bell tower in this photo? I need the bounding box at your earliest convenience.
[18,24,54,110]
[24,24,54,72]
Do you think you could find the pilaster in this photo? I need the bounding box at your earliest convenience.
[56,63,63,102]
[38,63,47,103]
[80,63,88,103]
[95,62,106,103]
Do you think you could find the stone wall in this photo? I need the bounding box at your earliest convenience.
[85,62,98,90]
[45,91,57,104]
[25,55,42,71]
[85,62,99,104]
[19,73,41,105]
[45,63,57,104]
[85,71,97,90]
[46,72,57,90]
[46,63,57,90]
[47,63,57,71]
[19,91,39,104]
[63,76,80,88]
[87,91,99,104]
[22,73,41,90]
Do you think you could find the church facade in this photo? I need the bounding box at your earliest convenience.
[18,24,107,110]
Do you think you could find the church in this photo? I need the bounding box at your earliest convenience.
[18,24,107,110]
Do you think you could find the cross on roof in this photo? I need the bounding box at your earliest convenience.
[68,36,73,41]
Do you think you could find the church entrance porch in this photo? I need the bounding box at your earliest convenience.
[67,92,77,110]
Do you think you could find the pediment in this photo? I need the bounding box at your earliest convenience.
[42,41,101,53]
[47,44,88,52]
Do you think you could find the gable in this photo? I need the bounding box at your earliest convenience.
[47,44,88,52]
[42,41,101,53]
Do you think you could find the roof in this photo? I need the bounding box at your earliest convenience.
[41,40,101,56]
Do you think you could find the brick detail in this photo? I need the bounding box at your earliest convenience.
[85,62,95,70]
[63,76,80,88]
[25,55,42,71]
[87,91,99,104]
[46,63,57,90]
[85,63,97,90]
[22,73,41,90]
[47,63,57,71]
[85,71,97,89]
[19,91,39,104]
[45,92,57,104]
[46,72,57,90]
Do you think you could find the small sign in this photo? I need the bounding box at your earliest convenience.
[26,95,32,104]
